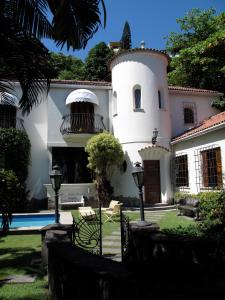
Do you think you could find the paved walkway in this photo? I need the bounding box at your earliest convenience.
[102,209,174,261]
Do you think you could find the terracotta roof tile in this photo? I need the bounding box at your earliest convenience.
[51,79,111,87]
[109,48,170,67]
[172,111,225,142]
[168,86,223,95]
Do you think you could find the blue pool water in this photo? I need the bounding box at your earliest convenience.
[0,214,57,228]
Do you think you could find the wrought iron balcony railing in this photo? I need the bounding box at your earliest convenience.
[60,113,106,135]
[0,115,25,131]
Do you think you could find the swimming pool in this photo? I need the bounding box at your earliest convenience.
[0,212,73,233]
[0,214,56,228]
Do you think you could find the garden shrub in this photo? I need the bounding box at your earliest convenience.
[199,190,225,226]
[0,170,23,232]
[0,128,31,183]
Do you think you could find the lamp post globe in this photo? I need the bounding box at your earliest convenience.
[50,165,62,223]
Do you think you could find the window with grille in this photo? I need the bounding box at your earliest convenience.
[201,147,223,188]
[174,155,189,187]
[134,87,141,109]
[184,107,194,124]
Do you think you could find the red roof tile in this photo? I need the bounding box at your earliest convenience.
[168,86,223,95]
[51,79,111,87]
[172,111,225,143]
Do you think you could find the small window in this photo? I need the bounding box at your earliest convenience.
[134,87,141,109]
[0,104,17,128]
[201,147,223,188]
[113,91,117,116]
[158,91,162,109]
[184,107,194,124]
[175,155,189,187]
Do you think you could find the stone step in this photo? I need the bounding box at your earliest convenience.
[103,235,121,241]
[103,248,121,254]
[102,241,121,247]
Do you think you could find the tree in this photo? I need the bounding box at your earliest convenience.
[120,21,132,50]
[85,132,124,204]
[166,8,225,109]
[0,0,106,114]
[49,52,85,80]
[0,170,23,233]
[83,42,114,82]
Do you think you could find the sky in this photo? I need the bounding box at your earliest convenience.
[44,0,225,62]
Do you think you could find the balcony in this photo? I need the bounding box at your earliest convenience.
[60,113,106,140]
[0,115,25,131]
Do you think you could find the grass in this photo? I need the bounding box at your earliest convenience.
[0,235,48,300]
[0,209,195,299]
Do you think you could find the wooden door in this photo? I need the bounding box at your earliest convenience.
[144,160,161,204]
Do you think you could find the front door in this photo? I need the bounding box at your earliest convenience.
[144,160,161,204]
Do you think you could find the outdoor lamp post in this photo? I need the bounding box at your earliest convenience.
[152,128,159,146]
[132,162,146,223]
[50,165,62,223]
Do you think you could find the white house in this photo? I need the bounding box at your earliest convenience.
[1,48,224,206]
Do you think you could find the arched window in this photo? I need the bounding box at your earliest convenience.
[113,91,117,116]
[184,107,194,124]
[158,90,162,109]
[134,86,141,109]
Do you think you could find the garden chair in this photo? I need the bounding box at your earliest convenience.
[103,203,121,223]
[78,206,96,221]
[101,200,120,212]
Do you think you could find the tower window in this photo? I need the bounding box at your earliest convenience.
[134,87,141,109]
[113,91,117,116]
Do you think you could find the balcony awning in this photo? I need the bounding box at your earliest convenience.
[66,89,99,106]
[0,92,19,108]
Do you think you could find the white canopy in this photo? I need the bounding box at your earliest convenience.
[0,92,19,108]
[65,89,99,106]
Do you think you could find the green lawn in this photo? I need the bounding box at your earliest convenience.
[0,234,48,300]
[0,209,195,299]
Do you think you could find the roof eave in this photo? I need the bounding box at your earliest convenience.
[171,122,225,145]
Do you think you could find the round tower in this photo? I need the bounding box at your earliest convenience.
[110,48,172,204]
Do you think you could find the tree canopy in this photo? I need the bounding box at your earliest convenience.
[120,21,132,50]
[83,42,114,81]
[0,0,106,114]
[49,52,85,80]
[85,132,124,203]
[166,8,225,109]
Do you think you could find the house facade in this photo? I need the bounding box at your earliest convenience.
[1,48,224,205]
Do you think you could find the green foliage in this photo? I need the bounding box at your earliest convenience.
[85,132,124,203]
[83,42,114,82]
[212,96,225,112]
[49,52,85,80]
[0,170,23,232]
[85,132,124,175]
[166,8,225,108]
[120,21,132,50]
[199,190,225,225]
[0,128,31,183]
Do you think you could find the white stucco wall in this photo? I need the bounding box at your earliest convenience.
[173,126,225,194]
[170,91,220,138]
[47,85,110,147]
[110,50,172,203]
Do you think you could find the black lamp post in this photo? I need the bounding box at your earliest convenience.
[132,162,146,224]
[50,165,62,223]
[152,128,159,146]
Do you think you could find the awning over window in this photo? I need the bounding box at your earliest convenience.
[0,92,19,107]
[65,89,99,106]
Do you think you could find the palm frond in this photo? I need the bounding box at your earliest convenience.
[1,0,53,39]
[48,0,106,50]
[0,19,52,114]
